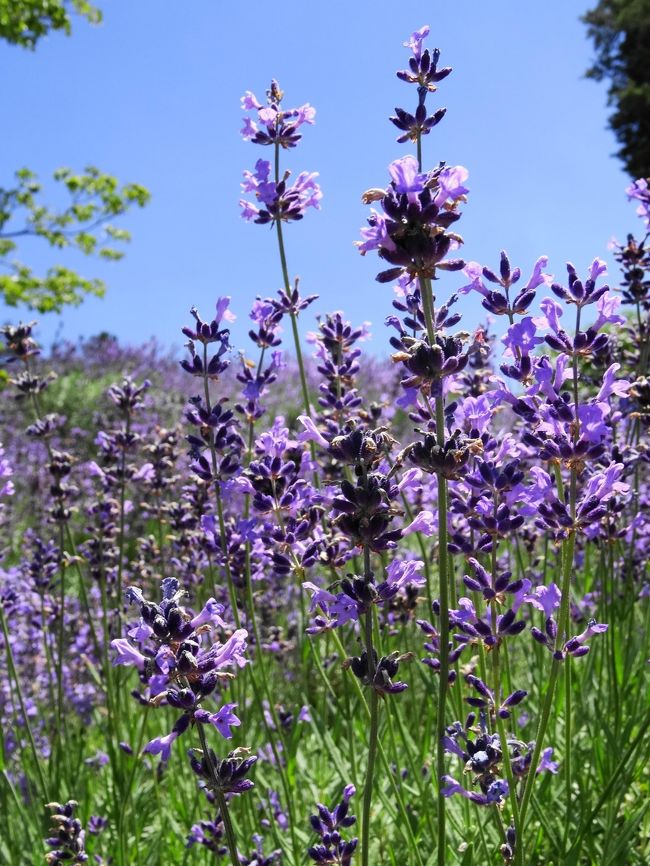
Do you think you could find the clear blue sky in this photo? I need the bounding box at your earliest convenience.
[1,0,636,356]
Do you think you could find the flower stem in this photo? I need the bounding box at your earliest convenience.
[434,468,450,866]
[195,722,239,866]
[115,409,130,633]
[421,275,451,866]
[274,187,316,443]
[563,655,572,852]
[517,530,576,846]
[117,706,150,866]
[201,342,242,629]
[273,140,315,424]
[54,520,66,783]
[214,789,240,866]
[563,306,583,850]
[25,367,103,662]
[242,551,301,865]
[0,605,49,802]
[360,543,380,866]
[492,648,520,827]
[361,687,379,866]
[329,629,425,866]
[289,306,312,417]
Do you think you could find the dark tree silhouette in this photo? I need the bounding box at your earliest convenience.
[583,0,650,178]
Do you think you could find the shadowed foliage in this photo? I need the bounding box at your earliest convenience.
[583,0,650,178]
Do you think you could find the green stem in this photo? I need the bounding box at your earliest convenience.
[195,722,240,866]
[242,552,301,865]
[488,504,520,833]
[54,521,66,784]
[215,789,240,866]
[361,543,379,866]
[201,341,242,629]
[289,308,312,418]
[434,468,450,866]
[272,140,320,493]
[563,657,572,852]
[0,605,49,801]
[38,594,57,731]
[329,630,425,866]
[361,688,379,866]
[560,304,581,851]
[389,699,437,839]
[244,478,304,865]
[117,706,150,866]
[492,649,520,827]
[421,275,450,866]
[156,496,166,578]
[566,708,650,858]
[518,531,576,840]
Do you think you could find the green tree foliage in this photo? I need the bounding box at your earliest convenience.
[0,0,100,49]
[0,1,151,313]
[0,167,150,312]
[583,0,650,178]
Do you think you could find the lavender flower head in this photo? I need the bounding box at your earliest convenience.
[189,746,258,795]
[241,158,322,224]
[0,443,14,507]
[111,577,248,760]
[181,298,235,380]
[308,784,358,866]
[397,25,452,90]
[357,156,467,283]
[391,25,451,144]
[240,81,322,224]
[45,801,88,864]
[626,178,650,228]
[240,79,316,148]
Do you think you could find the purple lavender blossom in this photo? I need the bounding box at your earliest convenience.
[626,178,650,227]
[240,159,322,224]
[44,801,88,865]
[111,578,248,760]
[564,619,609,657]
[357,156,467,282]
[538,748,559,774]
[308,784,358,866]
[240,80,316,148]
[397,25,452,90]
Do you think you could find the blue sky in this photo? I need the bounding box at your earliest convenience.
[1,0,638,356]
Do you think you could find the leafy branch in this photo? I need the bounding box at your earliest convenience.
[0,166,150,312]
[0,0,101,49]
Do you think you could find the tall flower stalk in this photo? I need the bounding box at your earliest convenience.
[182,301,244,626]
[421,274,453,863]
[111,578,252,864]
[358,27,466,860]
[359,546,378,866]
[240,81,320,421]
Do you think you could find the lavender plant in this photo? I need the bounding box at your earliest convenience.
[0,21,649,866]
